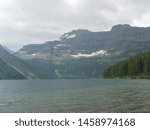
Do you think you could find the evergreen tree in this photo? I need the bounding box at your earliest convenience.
[103,50,150,78]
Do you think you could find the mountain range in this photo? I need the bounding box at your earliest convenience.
[1,24,150,79]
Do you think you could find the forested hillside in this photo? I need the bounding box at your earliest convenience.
[103,50,150,79]
[0,58,26,79]
[0,45,36,79]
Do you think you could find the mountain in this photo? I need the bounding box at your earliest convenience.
[2,45,14,54]
[0,57,26,79]
[0,45,36,79]
[15,24,150,78]
[16,24,150,60]
[15,29,108,60]
[0,24,150,79]
[103,50,150,79]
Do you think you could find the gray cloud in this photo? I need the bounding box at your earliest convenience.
[0,0,150,50]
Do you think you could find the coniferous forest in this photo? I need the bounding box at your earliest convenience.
[103,50,150,79]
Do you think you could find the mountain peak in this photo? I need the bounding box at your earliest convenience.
[71,29,90,33]
[59,29,91,41]
[111,24,131,31]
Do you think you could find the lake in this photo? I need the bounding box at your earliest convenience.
[0,79,150,113]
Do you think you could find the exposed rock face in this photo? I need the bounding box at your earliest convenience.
[16,24,150,61]
[0,45,36,79]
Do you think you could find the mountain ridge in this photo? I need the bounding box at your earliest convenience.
[14,24,150,78]
[16,24,150,60]
[0,45,37,79]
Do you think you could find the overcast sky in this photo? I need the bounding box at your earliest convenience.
[0,0,150,51]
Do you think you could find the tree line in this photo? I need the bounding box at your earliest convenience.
[103,50,150,79]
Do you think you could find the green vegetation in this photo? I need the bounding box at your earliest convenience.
[0,58,26,79]
[103,50,150,79]
[27,57,108,79]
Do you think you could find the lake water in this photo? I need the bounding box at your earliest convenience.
[0,79,150,113]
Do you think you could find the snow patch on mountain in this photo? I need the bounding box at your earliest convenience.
[60,34,76,41]
[62,34,69,39]
[32,53,37,56]
[57,44,63,47]
[66,34,76,39]
[72,50,107,58]
[56,44,71,48]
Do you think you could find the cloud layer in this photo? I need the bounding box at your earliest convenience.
[0,0,150,50]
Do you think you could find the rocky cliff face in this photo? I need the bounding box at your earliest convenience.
[16,24,150,61]
[0,45,36,79]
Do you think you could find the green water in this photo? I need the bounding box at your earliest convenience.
[0,79,150,113]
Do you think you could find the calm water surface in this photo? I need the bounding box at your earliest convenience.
[0,79,150,113]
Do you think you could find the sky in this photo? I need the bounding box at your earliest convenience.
[0,0,150,51]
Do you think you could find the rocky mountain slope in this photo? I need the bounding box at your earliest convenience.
[0,57,26,79]
[16,24,150,61]
[0,45,36,79]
